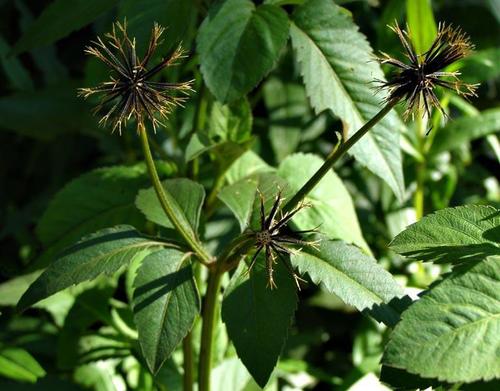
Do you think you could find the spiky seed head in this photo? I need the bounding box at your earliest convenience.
[378,22,478,120]
[247,189,316,290]
[78,21,194,134]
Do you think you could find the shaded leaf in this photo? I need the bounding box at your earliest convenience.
[118,0,197,53]
[12,0,120,55]
[17,226,164,311]
[290,0,405,199]
[133,249,199,373]
[0,36,33,91]
[222,260,297,388]
[383,255,500,383]
[0,86,97,139]
[390,205,500,264]
[38,165,150,248]
[430,108,500,155]
[197,0,289,103]
[459,48,500,83]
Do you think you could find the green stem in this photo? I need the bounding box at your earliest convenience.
[205,169,226,217]
[139,126,212,264]
[414,114,427,220]
[198,267,223,391]
[182,332,194,391]
[283,100,398,213]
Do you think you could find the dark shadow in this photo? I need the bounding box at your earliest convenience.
[133,266,191,313]
[57,228,143,258]
[366,295,414,328]
[401,243,499,264]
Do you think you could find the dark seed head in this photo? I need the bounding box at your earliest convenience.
[377,22,478,120]
[247,189,317,290]
[78,21,194,134]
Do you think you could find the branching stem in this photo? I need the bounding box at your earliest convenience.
[283,100,399,213]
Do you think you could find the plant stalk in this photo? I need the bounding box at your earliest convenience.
[414,114,427,220]
[182,332,194,391]
[283,100,398,213]
[139,126,212,264]
[198,266,223,391]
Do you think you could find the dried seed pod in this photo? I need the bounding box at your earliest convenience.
[79,21,194,134]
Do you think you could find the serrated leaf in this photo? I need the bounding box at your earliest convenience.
[0,347,46,383]
[222,260,297,388]
[197,0,289,103]
[430,109,500,155]
[291,238,404,325]
[17,226,164,311]
[12,0,119,55]
[390,205,500,264]
[133,249,199,373]
[135,178,204,233]
[277,153,369,251]
[383,255,500,383]
[406,0,437,55]
[290,0,405,200]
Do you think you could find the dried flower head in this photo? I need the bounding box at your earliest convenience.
[378,22,478,119]
[246,189,317,290]
[79,21,194,134]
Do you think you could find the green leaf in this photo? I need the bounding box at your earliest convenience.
[12,0,120,55]
[185,99,253,167]
[197,0,289,103]
[225,150,274,185]
[17,226,164,311]
[382,255,500,383]
[458,48,500,83]
[133,249,199,373]
[118,0,197,53]
[135,178,205,232]
[0,86,97,139]
[277,153,369,251]
[222,260,297,388]
[0,347,46,383]
[290,0,405,200]
[263,78,326,162]
[0,36,33,91]
[211,358,254,391]
[56,287,116,369]
[291,238,404,325]
[74,361,126,391]
[390,205,500,264]
[38,165,150,248]
[406,0,437,55]
[218,173,288,231]
[430,109,500,155]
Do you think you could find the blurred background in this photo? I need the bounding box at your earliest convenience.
[0,0,498,389]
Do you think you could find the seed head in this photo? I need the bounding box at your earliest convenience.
[378,22,478,120]
[246,189,318,290]
[78,21,194,134]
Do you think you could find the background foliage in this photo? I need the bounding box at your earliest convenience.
[0,0,499,390]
